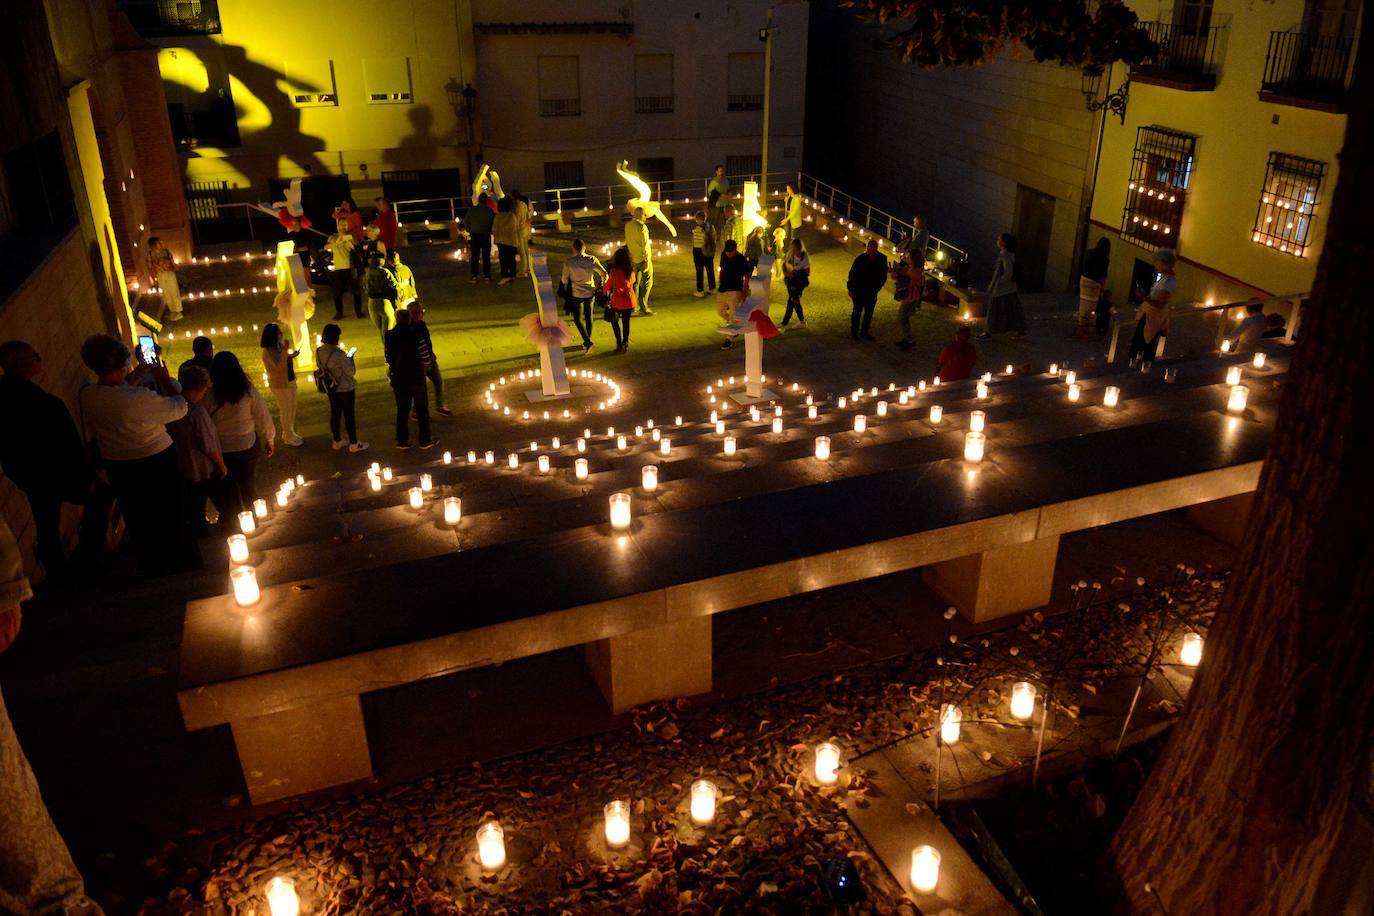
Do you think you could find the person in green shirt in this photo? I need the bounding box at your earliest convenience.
[706,164,730,239]
[624,207,654,316]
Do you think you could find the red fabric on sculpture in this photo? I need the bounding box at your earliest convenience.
[276,209,312,231]
[749,309,780,339]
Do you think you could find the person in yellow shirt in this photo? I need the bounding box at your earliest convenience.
[624,207,654,316]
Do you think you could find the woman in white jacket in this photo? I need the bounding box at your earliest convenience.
[260,323,303,446]
[207,351,275,529]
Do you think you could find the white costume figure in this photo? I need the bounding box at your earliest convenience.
[516,251,572,398]
[741,180,770,235]
[717,255,778,399]
[274,240,315,364]
[472,164,504,205]
[615,160,678,237]
[271,177,311,231]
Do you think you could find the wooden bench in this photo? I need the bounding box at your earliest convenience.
[178,370,1275,804]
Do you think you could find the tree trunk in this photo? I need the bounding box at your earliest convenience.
[1106,24,1374,916]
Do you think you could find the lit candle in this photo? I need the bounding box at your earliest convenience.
[634,426,643,437]
[484,451,495,465]
[227,534,249,564]
[805,394,814,406]
[253,498,268,519]
[774,406,783,417]
[1180,632,1203,666]
[577,438,587,453]
[970,410,986,432]
[276,490,288,508]
[408,487,423,509]
[604,800,631,847]
[1010,681,1037,721]
[964,430,985,462]
[443,496,461,525]
[529,440,538,452]
[1228,385,1248,413]
[929,405,943,424]
[575,457,589,480]
[370,476,382,493]
[238,510,256,534]
[231,565,260,607]
[981,372,992,383]
[877,400,888,417]
[617,435,627,451]
[1068,383,1081,402]
[1252,352,1267,369]
[651,428,661,441]
[715,420,726,435]
[383,467,393,481]
[538,454,550,473]
[750,406,760,422]
[660,438,671,455]
[264,877,299,916]
[552,437,561,449]
[940,704,961,745]
[723,435,737,456]
[420,473,433,491]
[814,741,841,784]
[476,820,506,870]
[1103,386,1120,408]
[442,451,452,465]
[467,450,477,463]
[1065,370,1077,386]
[609,492,632,530]
[1226,366,1242,386]
[508,453,520,469]
[607,426,616,438]
[814,436,831,461]
[1220,339,1232,353]
[838,397,847,409]
[690,779,718,825]
[854,415,866,434]
[295,474,304,486]
[1049,362,1059,376]
[642,465,658,491]
[910,845,941,894]
[808,405,818,419]
[976,381,989,400]
[772,417,783,434]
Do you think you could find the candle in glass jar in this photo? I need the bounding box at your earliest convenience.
[814,436,831,460]
[231,565,260,607]
[552,437,561,449]
[1065,370,1077,386]
[910,846,941,894]
[963,431,985,462]
[1049,362,1059,376]
[1228,385,1248,413]
[1252,352,1267,369]
[838,396,847,409]
[1226,365,1242,386]
[970,410,985,432]
[940,704,962,745]
[476,821,506,870]
[276,489,288,508]
[577,437,587,453]
[772,417,783,434]
[227,534,249,564]
[253,498,268,518]
[750,406,760,422]
[485,451,495,465]
[674,415,683,426]
[1068,383,1081,402]
[420,473,433,491]
[929,405,943,424]
[1103,386,1121,408]
[443,497,461,525]
[609,492,631,530]
[238,510,256,534]
[383,467,393,481]
[976,381,989,399]
[442,450,452,465]
[370,476,382,493]
[808,405,818,419]
[1180,632,1203,666]
[723,435,737,456]
[295,474,304,487]
[538,454,550,474]
[642,465,658,491]
[814,741,841,784]
[1220,339,1232,353]
[508,453,519,469]
[981,372,992,384]
[876,400,888,417]
[651,428,661,441]
[1010,681,1037,720]
[660,438,671,455]
[690,779,718,825]
[899,391,909,405]
[604,800,631,847]
[575,457,589,480]
[264,877,299,916]
[408,487,423,509]
[617,435,627,451]
[854,414,866,433]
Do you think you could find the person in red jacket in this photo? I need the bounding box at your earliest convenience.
[372,197,398,251]
[937,326,977,381]
[601,246,637,354]
[332,198,364,241]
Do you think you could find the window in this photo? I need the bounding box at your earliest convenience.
[544,161,585,211]
[725,154,763,184]
[285,60,337,107]
[1251,153,1325,257]
[635,158,675,198]
[634,54,674,113]
[538,56,581,117]
[0,131,78,300]
[123,0,221,36]
[727,53,764,110]
[363,58,412,104]
[1121,126,1196,248]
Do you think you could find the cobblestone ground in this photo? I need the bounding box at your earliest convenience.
[127,573,1223,915]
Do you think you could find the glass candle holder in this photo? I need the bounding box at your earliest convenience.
[929,405,943,424]
[485,451,495,465]
[276,490,289,508]
[231,565,260,607]
[976,381,989,400]
[1065,370,1077,386]
[408,487,423,509]
[838,396,847,409]
[227,534,249,564]
[690,779,718,825]
[814,436,831,461]
[660,438,671,456]
[1011,681,1037,720]
[253,498,268,519]
[577,438,587,453]
[970,410,986,432]
[876,400,888,417]
[420,473,433,491]
[1068,383,1081,402]
[238,510,256,534]
[604,799,631,847]
[552,437,561,449]
[1049,362,1059,376]
[642,465,658,491]
[382,467,393,481]
[295,474,304,486]
[808,405,818,419]
[609,492,632,530]
[370,476,382,493]
[1180,632,1203,666]
[899,391,909,405]
[963,430,986,462]
[910,845,941,894]
[772,417,783,434]
[981,372,992,383]
[750,406,760,422]
[723,435,737,456]
[814,741,841,784]
[575,457,589,480]
[264,876,299,916]
[508,453,519,469]
[1226,365,1242,386]
[1228,385,1248,413]
[651,428,661,442]
[715,419,726,435]
[1103,386,1121,408]
[853,415,866,434]
[940,704,962,745]
[443,497,461,525]
[536,455,549,474]
[617,435,628,451]
[443,451,452,465]
[1220,339,1232,353]
[1253,352,1267,369]
[476,821,506,870]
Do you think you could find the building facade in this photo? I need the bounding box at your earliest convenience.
[141,0,806,218]
[1086,0,1355,307]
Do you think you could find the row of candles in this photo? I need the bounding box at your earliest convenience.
[484,368,623,419]
[258,631,1209,913]
[226,475,306,606]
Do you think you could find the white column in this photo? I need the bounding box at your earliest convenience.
[527,250,571,397]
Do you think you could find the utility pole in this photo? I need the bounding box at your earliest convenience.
[760,6,773,193]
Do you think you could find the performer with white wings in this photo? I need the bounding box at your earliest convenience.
[617,160,676,317]
[615,160,678,236]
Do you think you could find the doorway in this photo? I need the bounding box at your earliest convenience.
[1013,184,1056,293]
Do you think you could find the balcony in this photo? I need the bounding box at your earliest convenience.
[1260,31,1354,112]
[634,95,674,114]
[122,0,221,36]
[538,98,581,117]
[727,94,763,112]
[1131,22,1223,90]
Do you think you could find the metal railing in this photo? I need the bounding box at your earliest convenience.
[539,98,582,117]
[123,0,222,35]
[634,96,675,114]
[1261,31,1355,103]
[1105,291,1305,364]
[540,170,798,216]
[1133,22,1225,84]
[794,174,969,265]
[189,202,330,248]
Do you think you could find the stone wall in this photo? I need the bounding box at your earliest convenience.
[805,1,1097,292]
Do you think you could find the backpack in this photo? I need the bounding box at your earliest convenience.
[314,348,339,394]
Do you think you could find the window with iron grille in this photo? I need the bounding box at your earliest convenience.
[537,57,581,117]
[634,54,674,113]
[1251,153,1325,258]
[727,53,764,110]
[1121,126,1196,249]
[725,155,763,184]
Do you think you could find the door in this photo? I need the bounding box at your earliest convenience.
[1013,185,1055,293]
[1170,0,1214,68]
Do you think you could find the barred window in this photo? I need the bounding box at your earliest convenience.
[1251,153,1325,258]
[727,53,764,110]
[1121,126,1196,249]
[634,54,674,113]
[537,57,581,117]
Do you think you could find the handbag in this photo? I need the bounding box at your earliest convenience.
[314,349,339,395]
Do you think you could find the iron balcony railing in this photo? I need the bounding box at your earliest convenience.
[538,98,581,117]
[634,96,675,114]
[1261,31,1355,104]
[122,0,221,36]
[1132,22,1224,85]
[727,94,764,111]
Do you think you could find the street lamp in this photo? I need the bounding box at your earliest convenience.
[1081,65,1129,124]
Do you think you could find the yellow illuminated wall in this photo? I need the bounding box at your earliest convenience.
[1088,0,1348,304]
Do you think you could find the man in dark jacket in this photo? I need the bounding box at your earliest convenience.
[716,240,752,350]
[177,336,214,375]
[383,310,436,450]
[464,194,495,282]
[847,239,888,340]
[0,341,110,579]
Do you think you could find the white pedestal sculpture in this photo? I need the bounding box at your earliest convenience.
[719,254,778,403]
[275,240,313,367]
[523,250,571,400]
